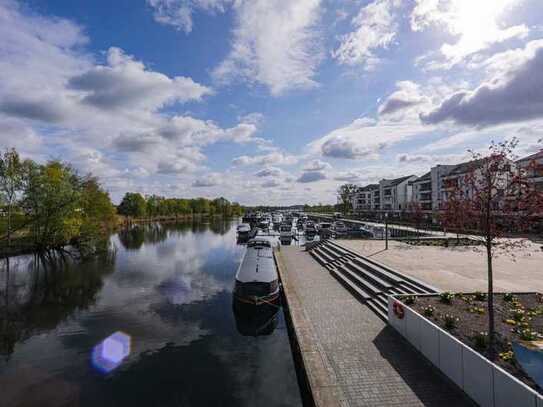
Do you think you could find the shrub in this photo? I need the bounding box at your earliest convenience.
[503,292,514,302]
[499,351,514,362]
[403,295,416,305]
[467,306,485,315]
[474,291,486,301]
[511,308,526,322]
[443,314,459,330]
[473,332,488,349]
[439,292,454,304]
[519,329,538,341]
[423,305,435,317]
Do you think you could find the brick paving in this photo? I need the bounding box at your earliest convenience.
[278,246,475,407]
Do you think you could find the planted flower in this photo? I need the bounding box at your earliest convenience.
[511,308,526,322]
[467,306,485,315]
[439,292,454,304]
[403,295,416,305]
[503,292,515,302]
[443,314,459,330]
[499,350,514,362]
[519,329,538,341]
[423,305,435,317]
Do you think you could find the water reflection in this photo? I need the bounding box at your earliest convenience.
[232,301,280,337]
[0,220,302,407]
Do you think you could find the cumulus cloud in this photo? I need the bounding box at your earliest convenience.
[420,40,543,127]
[261,179,281,188]
[213,0,323,95]
[302,159,331,171]
[333,171,362,182]
[232,151,298,166]
[0,0,266,202]
[147,0,232,33]
[396,153,432,163]
[309,117,433,160]
[411,0,528,64]
[192,174,221,187]
[297,170,326,183]
[332,0,400,69]
[255,167,282,177]
[378,81,426,116]
[68,47,212,111]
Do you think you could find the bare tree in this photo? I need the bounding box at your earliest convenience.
[441,138,542,358]
[337,184,357,216]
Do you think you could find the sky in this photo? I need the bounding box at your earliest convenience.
[0,0,542,206]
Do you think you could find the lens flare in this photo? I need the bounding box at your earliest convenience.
[91,331,131,373]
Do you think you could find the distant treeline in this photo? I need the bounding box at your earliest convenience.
[116,193,244,219]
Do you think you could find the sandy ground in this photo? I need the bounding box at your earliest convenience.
[337,239,543,293]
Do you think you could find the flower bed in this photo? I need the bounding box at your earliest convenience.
[388,292,543,407]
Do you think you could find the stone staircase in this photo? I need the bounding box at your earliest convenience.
[306,239,439,320]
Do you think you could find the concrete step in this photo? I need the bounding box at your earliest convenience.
[388,286,413,295]
[330,268,372,301]
[365,299,388,321]
[313,247,335,264]
[318,244,342,260]
[335,264,383,297]
[350,257,403,285]
[309,250,328,266]
[343,261,393,290]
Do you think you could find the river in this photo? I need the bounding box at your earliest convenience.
[0,220,303,407]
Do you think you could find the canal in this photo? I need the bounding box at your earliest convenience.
[0,220,303,407]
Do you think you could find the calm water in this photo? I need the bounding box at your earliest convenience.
[0,220,303,407]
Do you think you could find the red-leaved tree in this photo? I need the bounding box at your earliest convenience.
[441,138,543,358]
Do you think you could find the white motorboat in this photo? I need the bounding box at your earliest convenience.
[333,221,348,234]
[279,224,294,239]
[233,238,280,306]
[237,223,251,236]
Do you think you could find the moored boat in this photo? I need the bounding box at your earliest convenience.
[233,237,280,306]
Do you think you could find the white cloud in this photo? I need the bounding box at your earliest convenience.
[255,166,282,177]
[147,0,232,33]
[302,159,331,171]
[68,47,212,111]
[411,0,528,64]
[420,40,543,127]
[332,0,400,69]
[192,173,221,187]
[297,170,326,183]
[308,117,433,159]
[213,0,323,95]
[378,81,427,117]
[232,151,298,166]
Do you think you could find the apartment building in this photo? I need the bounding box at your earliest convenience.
[351,184,379,212]
[379,175,417,214]
[517,150,543,191]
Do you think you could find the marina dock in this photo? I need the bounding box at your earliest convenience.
[276,245,474,407]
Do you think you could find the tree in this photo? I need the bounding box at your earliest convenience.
[407,202,425,239]
[337,184,357,215]
[441,139,542,359]
[118,193,147,218]
[0,149,24,246]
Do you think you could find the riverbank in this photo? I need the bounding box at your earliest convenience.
[276,245,473,406]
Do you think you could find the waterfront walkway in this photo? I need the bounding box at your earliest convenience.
[277,246,474,407]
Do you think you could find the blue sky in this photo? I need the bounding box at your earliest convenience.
[1,0,542,205]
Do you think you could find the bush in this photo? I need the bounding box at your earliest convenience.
[519,329,538,341]
[467,306,485,315]
[474,291,486,301]
[503,292,514,302]
[443,314,459,330]
[403,295,416,305]
[439,292,454,304]
[499,351,514,362]
[473,332,488,349]
[511,308,526,322]
[423,305,435,317]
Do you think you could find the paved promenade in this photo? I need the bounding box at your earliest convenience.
[277,246,474,407]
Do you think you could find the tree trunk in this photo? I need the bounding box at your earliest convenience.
[6,203,11,248]
[486,238,495,360]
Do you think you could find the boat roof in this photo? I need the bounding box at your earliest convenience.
[235,245,277,283]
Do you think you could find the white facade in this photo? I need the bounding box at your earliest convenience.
[379,175,417,213]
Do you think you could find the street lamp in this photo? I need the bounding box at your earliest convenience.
[385,212,389,250]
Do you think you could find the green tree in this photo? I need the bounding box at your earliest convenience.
[0,149,24,246]
[337,184,357,215]
[118,193,147,218]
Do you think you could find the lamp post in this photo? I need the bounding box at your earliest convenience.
[385,212,389,250]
